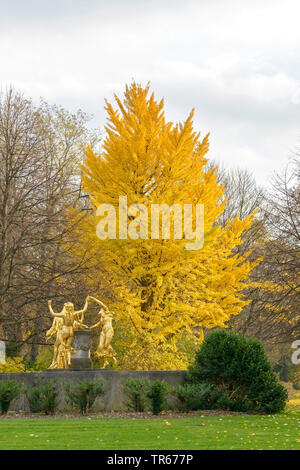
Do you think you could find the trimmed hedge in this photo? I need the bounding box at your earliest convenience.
[122,378,150,412]
[26,380,60,415]
[64,380,106,414]
[0,380,23,414]
[147,380,169,415]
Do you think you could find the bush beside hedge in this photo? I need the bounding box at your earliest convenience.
[187,329,288,413]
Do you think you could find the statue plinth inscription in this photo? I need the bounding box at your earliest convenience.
[70,329,92,369]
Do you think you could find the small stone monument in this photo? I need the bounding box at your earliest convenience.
[70,329,92,369]
[0,341,5,365]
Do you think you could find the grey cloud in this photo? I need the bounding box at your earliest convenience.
[1,0,299,187]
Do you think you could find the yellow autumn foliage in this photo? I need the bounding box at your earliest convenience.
[0,357,25,372]
[69,82,260,369]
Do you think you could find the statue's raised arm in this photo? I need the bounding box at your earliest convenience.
[89,296,109,311]
[75,296,90,322]
[48,300,64,318]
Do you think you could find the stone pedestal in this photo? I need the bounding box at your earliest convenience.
[71,328,92,369]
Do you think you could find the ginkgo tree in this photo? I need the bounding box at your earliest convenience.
[72,82,260,369]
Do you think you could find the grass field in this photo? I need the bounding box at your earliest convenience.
[0,407,299,450]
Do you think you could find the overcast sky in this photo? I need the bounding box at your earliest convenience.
[1,0,300,187]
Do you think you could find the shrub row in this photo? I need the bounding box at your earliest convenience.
[0,378,171,416]
[0,372,287,416]
[0,380,106,415]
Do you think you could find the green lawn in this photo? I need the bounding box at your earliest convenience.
[0,407,299,450]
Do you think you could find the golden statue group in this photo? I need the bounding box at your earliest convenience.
[46,295,117,369]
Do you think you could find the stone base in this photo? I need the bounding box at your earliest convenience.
[71,328,92,370]
[0,370,187,412]
[70,357,92,370]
